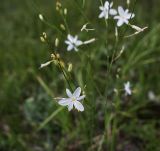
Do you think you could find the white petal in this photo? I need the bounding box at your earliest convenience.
[74,101,84,111]
[65,40,71,45]
[75,40,83,46]
[73,35,78,43]
[123,19,129,24]
[73,87,81,98]
[125,87,131,95]
[125,9,129,13]
[74,46,79,51]
[99,12,105,18]
[131,13,135,18]
[114,16,120,20]
[125,11,134,19]
[58,99,71,106]
[67,44,74,51]
[117,19,124,27]
[110,2,113,7]
[104,1,109,8]
[126,81,130,87]
[118,6,124,16]
[127,89,132,95]
[125,13,131,19]
[109,9,117,15]
[66,89,72,97]
[77,95,85,101]
[68,34,74,42]
[68,102,74,111]
[105,12,109,19]
[99,6,104,11]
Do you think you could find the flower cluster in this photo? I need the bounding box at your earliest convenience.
[38,0,146,113]
[99,1,135,27]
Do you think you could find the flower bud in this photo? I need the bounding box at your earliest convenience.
[39,14,44,21]
[68,63,72,72]
[60,24,65,30]
[83,38,96,44]
[42,32,47,39]
[40,36,45,42]
[64,8,67,15]
[55,38,59,47]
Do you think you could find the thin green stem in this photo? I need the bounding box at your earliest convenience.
[60,12,70,34]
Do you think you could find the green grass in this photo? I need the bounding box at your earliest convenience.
[0,0,160,150]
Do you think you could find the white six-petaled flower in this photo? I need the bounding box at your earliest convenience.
[58,87,85,111]
[124,81,132,95]
[65,35,83,51]
[114,6,135,27]
[99,1,117,19]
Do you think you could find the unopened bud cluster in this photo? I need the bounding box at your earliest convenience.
[40,32,47,43]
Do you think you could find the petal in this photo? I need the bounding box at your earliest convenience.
[126,82,130,87]
[77,95,85,101]
[128,89,132,95]
[117,19,124,27]
[74,101,84,112]
[114,16,120,20]
[99,6,104,11]
[58,98,71,106]
[125,13,131,19]
[125,9,129,13]
[109,9,117,15]
[68,102,74,111]
[73,36,78,43]
[68,34,74,42]
[125,89,132,95]
[67,44,74,51]
[66,89,72,97]
[74,46,79,51]
[123,19,129,24]
[105,12,109,19]
[110,2,113,7]
[73,87,81,98]
[118,6,124,16]
[75,40,83,46]
[65,40,71,45]
[99,12,105,18]
[104,1,109,8]
[131,13,135,18]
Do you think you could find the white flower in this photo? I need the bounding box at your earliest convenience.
[114,6,135,27]
[65,35,83,51]
[81,23,95,32]
[148,91,156,101]
[125,25,148,38]
[58,87,85,112]
[99,1,117,19]
[124,81,132,95]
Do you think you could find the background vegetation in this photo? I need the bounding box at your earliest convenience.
[0,0,160,150]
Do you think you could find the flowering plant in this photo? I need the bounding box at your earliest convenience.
[37,0,148,150]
